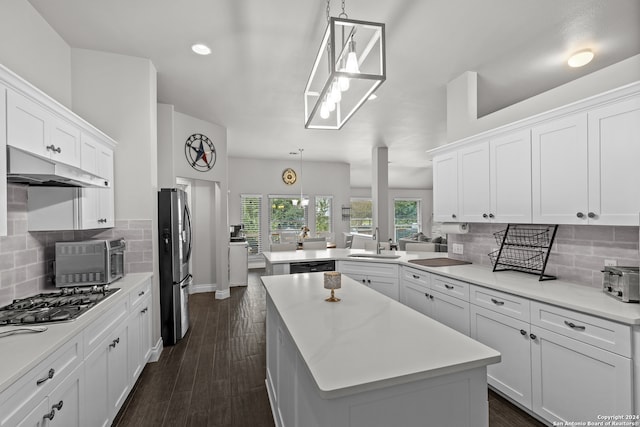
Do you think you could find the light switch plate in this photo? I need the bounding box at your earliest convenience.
[452,243,464,255]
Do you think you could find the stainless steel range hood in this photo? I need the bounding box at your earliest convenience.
[7,146,110,188]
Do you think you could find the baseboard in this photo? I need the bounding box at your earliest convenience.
[189,283,216,294]
[215,288,231,299]
[149,337,163,363]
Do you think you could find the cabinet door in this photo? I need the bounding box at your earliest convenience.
[588,96,640,225]
[530,325,633,424]
[490,130,532,223]
[401,281,431,316]
[47,365,83,427]
[80,133,100,176]
[12,397,48,427]
[531,114,588,224]
[432,152,459,222]
[458,141,490,223]
[49,116,80,168]
[430,290,470,335]
[97,147,114,228]
[6,90,50,158]
[83,343,110,427]
[367,276,399,301]
[470,305,532,409]
[128,295,152,383]
[108,322,130,418]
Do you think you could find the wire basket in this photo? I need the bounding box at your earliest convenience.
[489,248,545,271]
[493,226,554,248]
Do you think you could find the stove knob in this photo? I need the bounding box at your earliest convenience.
[607,286,612,292]
[618,291,623,297]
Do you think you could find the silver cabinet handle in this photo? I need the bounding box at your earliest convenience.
[576,212,585,218]
[482,213,488,219]
[451,214,457,219]
[43,409,55,421]
[36,368,55,386]
[529,333,537,340]
[424,292,429,298]
[52,400,63,411]
[138,291,145,296]
[489,213,494,218]
[141,307,148,314]
[587,212,596,219]
[444,284,454,290]
[109,337,120,348]
[412,274,420,279]
[491,298,504,306]
[564,321,586,331]
[520,329,527,336]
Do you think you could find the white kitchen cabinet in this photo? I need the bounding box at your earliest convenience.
[0,84,7,237]
[428,289,470,335]
[432,151,459,222]
[532,114,589,224]
[27,144,113,230]
[6,89,80,168]
[400,266,431,314]
[457,130,532,224]
[0,336,83,427]
[470,304,532,409]
[587,95,640,225]
[84,321,130,427]
[530,325,633,423]
[128,280,152,383]
[338,261,399,300]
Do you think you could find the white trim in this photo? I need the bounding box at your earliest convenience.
[189,283,216,294]
[215,288,231,299]
[149,337,163,363]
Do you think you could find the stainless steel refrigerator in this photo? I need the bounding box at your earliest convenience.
[158,188,192,345]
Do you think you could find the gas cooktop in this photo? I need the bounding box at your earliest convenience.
[0,286,120,325]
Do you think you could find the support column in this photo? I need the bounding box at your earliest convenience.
[372,146,389,242]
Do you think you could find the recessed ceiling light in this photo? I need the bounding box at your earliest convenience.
[191,43,211,55]
[567,49,594,68]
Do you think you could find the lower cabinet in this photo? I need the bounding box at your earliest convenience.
[429,289,470,336]
[470,304,532,409]
[128,290,152,383]
[338,261,399,301]
[84,321,130,427]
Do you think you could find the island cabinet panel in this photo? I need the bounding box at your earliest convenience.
[470,304,532,409]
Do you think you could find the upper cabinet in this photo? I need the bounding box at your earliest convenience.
[531,114,588,224]
[432,151,458,222]
[7,89,81,168]
[587,97,640,225]
[430,84,640,226]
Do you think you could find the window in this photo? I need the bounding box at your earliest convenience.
[241,195,262,256]
[269,196,308,242]
[315,196,333,232]
[350,198,372,234]
[394,199,421,241]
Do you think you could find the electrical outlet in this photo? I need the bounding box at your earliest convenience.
[452,243,464,255]
[604,259,617,267]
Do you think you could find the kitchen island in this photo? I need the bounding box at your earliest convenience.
[262,272,501,427]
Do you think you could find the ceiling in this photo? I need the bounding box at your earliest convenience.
[28,0,640,189]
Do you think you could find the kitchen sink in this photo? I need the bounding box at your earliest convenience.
[347,253,401,259]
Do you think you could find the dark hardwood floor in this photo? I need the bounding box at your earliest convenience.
[114,270,547,427]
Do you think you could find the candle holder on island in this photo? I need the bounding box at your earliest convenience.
[324,271,341,302]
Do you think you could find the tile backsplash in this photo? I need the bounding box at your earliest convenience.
[0,184,153,306]
[448,223,639,288]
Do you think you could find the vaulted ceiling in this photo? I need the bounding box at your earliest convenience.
[28,0,640,188]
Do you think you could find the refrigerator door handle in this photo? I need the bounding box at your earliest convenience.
[179,274,192,289]
[183,204,193,263]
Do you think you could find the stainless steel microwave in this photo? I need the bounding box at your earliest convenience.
[54,239,125,287]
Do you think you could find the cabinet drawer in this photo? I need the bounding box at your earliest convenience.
[338,261,398,278]
[130,278,152,310]
[431,274,469,301]
[470,285,530,322]
[84,296,128,356]
[402,266,430,288]
[0,334,82,427]
[530,301,631,357]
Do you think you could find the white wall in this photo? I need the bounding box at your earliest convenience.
[0,0,72,108]
[157,108,229,297]
[228,158,351,248]
[447,54,640,141]
[70,48,160,343]
[350,188,434,238]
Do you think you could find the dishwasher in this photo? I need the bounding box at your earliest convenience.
[289,260,335,273]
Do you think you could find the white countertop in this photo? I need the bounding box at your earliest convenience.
[262,272,501,399]
[263,249,640,325]
[0,273,152,394]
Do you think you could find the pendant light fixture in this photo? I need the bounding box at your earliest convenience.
[304,0,386,130]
